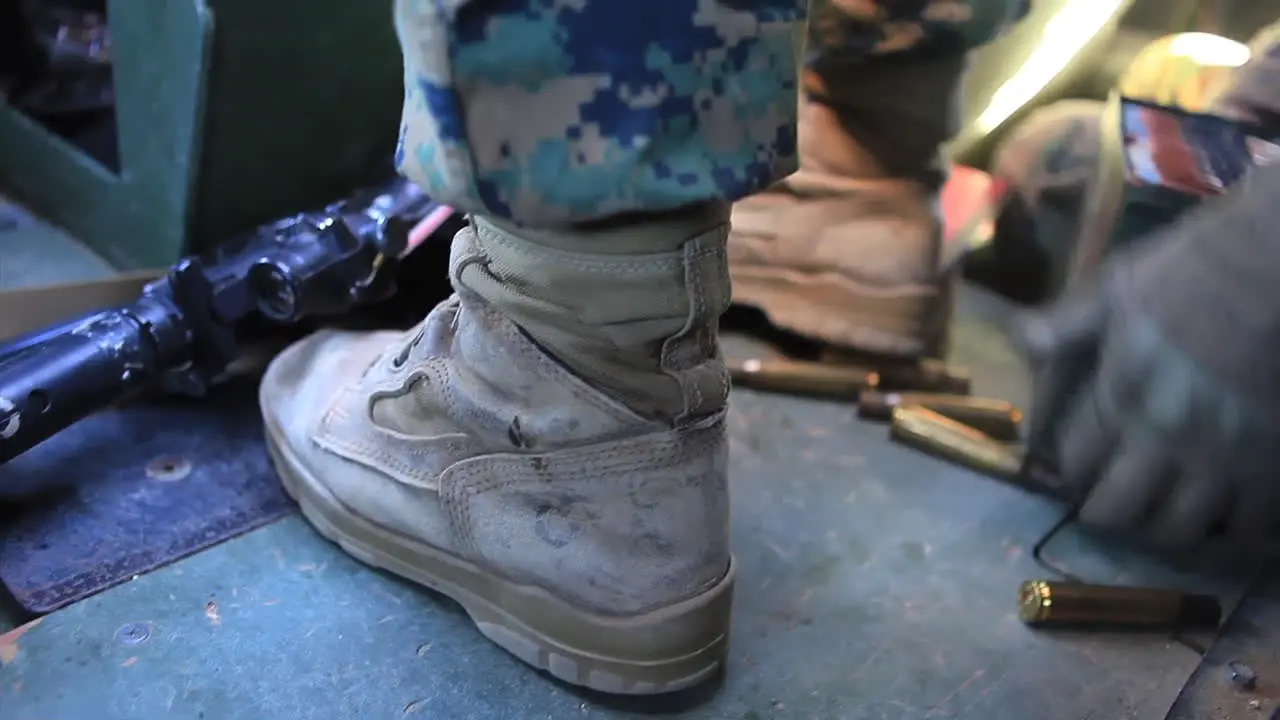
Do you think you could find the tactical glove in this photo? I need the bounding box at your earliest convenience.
[1019,164,1280,548]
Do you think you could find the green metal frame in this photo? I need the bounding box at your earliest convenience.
[0,0,405,269]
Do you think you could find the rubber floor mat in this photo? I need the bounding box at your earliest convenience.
[0,373,294,613]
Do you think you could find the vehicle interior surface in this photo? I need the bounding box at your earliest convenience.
[1,1,1278,718]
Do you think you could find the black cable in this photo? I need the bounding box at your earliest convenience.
[1031,508,1083,581]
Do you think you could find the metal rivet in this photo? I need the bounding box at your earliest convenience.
[146,455,192,481]
[1227,661,1258,691]
[115,622,152,645]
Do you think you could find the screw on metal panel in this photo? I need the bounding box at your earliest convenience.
[1227,660,1258,691]
[146,454,192,481]
[115,622,152,645]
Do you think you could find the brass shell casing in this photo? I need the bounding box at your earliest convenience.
[1018,580,1222,629]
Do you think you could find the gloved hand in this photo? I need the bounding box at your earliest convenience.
[1017,164,1280,548]
[1211,22,1280,126]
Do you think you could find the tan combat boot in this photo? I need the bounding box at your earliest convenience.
[729,62,963,356]
[259,204,735,694]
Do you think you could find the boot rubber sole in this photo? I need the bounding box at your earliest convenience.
[263,415,735,695]
[730,263,949,357]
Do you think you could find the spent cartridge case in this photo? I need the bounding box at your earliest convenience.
[869,359,972,394]
[1018,580,1222,629]
[859,390,1022,441]
[820,349,971,394]
[890,406,1074,500]
[727,357,874,399]
[889,406,1022,479]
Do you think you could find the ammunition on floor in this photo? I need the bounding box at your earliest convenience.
[728,357,874,398]
[874,359,972,395]
[888,406,1022,479]
[1018,580,1222,629]
[859,391,1022,441]
[820,348,970,394]
[889,406,1074,501]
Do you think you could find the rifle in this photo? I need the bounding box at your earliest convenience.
[0,176,458,465]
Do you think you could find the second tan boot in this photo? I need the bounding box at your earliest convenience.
[729,61,963,357]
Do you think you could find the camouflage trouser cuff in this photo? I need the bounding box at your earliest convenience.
[807,51,969,187]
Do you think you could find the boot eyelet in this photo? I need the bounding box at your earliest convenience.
[389,327,425,370]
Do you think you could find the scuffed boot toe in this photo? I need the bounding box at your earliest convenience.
[259,329,400,450]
